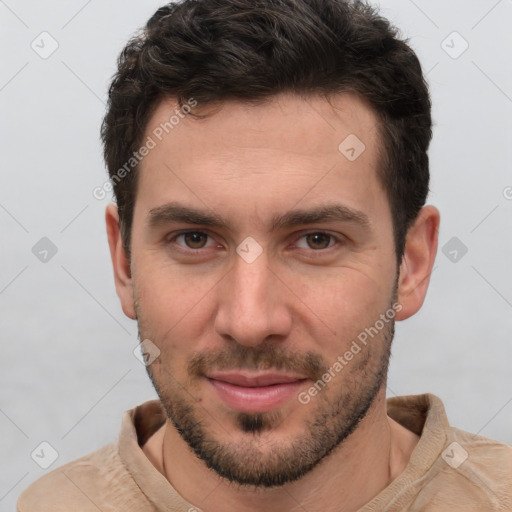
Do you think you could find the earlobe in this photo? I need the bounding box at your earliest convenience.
[395,205,440,321]
[105,203,137,320]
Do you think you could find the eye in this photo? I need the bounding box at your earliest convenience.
[295,232,338,250]
[172,231,217,250]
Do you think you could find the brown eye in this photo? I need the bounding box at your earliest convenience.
[304,232,333,250]
[182,232,209,249]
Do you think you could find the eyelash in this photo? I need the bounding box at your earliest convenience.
[166,230,343,256]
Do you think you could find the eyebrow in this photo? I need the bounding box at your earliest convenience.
[148,203,229,230]
[270,204,370,231]
[147,202,371,232]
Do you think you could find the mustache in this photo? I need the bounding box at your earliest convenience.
[188,343,328,382]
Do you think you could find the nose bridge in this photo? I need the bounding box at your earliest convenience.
[214,249,291,346]
[232,252,271,309]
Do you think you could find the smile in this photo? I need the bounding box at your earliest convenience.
[206,372,309,413]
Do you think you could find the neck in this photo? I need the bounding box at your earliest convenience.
[144,390,419,512]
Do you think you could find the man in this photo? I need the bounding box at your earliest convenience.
[17,0,511,510]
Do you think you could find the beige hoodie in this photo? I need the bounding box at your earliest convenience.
[17,394,512,511]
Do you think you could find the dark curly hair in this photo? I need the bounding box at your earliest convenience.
[101,0,432,263]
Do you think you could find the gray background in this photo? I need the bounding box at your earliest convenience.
[1,0,511,509]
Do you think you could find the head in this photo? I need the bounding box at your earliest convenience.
[104,0,439,488]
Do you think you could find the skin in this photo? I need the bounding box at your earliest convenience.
[106,92,440,512]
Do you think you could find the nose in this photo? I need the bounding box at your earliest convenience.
[214,249,293,347]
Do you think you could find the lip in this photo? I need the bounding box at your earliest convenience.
[206,372,308,413]
[207,371,306,387]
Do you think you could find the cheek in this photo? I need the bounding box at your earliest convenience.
[292,267,393,352]
[133,262,218,353]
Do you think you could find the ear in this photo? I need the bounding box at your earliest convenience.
[395,205,440,321]
[105,203,136,319]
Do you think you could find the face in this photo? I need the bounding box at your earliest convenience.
[129,93,400,486]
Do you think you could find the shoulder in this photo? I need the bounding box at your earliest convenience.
[447,426,512,479]
[424,427,512,510]
[387,394,512,510]
[17,442,150,512]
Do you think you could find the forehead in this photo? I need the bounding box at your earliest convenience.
[135,92,387,229]
[145,92,380,160]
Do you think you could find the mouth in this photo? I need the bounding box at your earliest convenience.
[206,371,309,413]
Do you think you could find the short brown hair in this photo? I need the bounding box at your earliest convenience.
[101,0,432,262]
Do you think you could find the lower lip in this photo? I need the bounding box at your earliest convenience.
[207,378,307,413]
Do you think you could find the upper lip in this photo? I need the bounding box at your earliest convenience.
[206,372,307,387]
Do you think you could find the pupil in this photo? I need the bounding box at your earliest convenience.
[308,233,329,249]
[186,232,206,248]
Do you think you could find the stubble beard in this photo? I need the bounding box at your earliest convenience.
[137,297,395,488]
